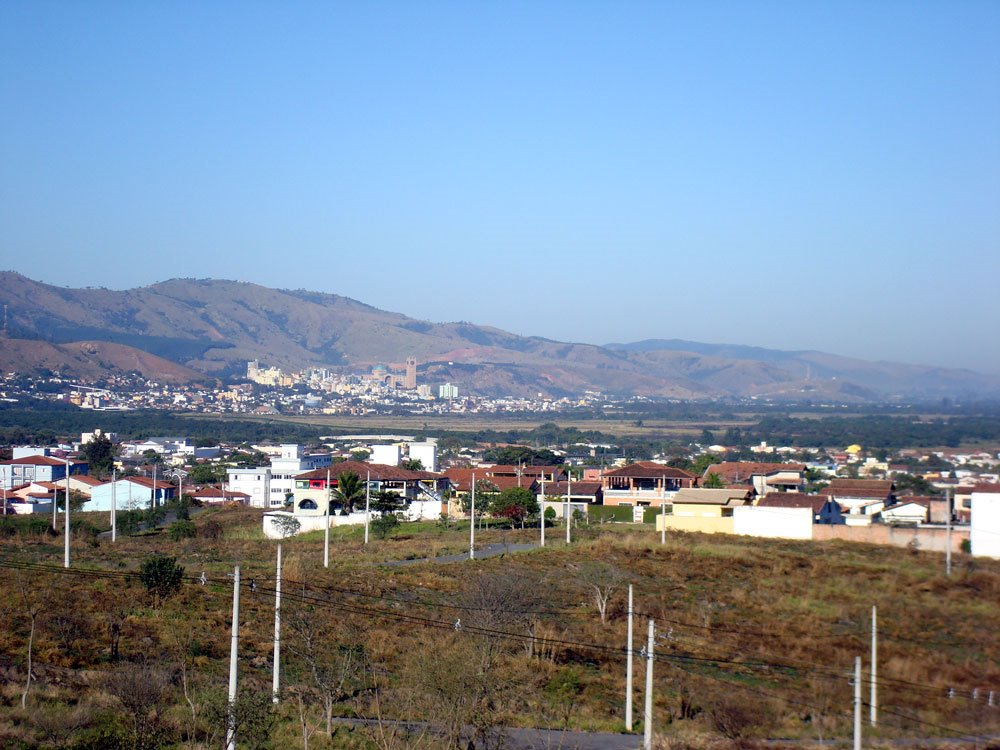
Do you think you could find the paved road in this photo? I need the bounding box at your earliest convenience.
[332,717,639,749]
[380,541,538,566]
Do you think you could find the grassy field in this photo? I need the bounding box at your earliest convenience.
[177,411,756,439]
[1,508,998,749]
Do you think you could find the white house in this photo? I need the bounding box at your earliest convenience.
[84,477,176,512]
[227,444,333,509]
[881,501,928,526]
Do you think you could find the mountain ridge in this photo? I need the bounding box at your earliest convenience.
[1,272,998,401]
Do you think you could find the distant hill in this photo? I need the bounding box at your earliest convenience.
[1,272,998,401]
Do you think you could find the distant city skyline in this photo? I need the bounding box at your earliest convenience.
[2,3,998,373]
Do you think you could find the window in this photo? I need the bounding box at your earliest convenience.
[298,499,318,510]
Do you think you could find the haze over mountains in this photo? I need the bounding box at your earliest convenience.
[1,272,997,402]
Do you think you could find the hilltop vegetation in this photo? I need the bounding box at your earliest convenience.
[1,508,998,749]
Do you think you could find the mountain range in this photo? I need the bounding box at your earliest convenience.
[1,272,997,402]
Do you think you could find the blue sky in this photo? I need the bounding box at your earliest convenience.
[2,1,998,372]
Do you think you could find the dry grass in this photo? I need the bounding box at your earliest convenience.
[1,511,999,748]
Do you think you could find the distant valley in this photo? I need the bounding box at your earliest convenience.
[1,272,998,402]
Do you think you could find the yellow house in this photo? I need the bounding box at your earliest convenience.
[656,488,753,534]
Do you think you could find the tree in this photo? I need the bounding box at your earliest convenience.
[331,471,365,515]
[401,458,424,471]
[105,661,170,750]
[691,453,720,475]
[703,472,725,489]
[271,514,301,539]
[491,487,539,529]
[188,463,223,484]
[80,433,116,478]
[138,555,184,606]
[576,561,626,625]
[141,449,163,465]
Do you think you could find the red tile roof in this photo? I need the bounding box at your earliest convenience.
[756,493,827,513]
[0,455,67,466]
[826,479,894,498]
[448,475,538,493]
[602,462,697,480]
[972,483,1000,494]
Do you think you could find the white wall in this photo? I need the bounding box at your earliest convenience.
[733,506,813,540]
[372,445,401,466]
[404,500,442,521]
[408,443,437,472]
[971,492,1000,558]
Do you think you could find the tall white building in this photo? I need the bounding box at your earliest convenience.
[227,444,332,509]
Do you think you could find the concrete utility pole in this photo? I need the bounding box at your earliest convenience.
[871,605,877,727]
[469,472,476,560]
[565,471,572,545]
[660,499,666,545]
[227,566,241,750]
[1,467,7,517]
[625,584,634,731]
[111,469,117,543]
[643,619,654,750]
[152,463,157,509]
[324,469,331,569]
[539,476,546,547]
[945,488,953,577]
[853,655,862,750]
[364,470,370,545]
[64,458,71,568]
[272,545,282,704]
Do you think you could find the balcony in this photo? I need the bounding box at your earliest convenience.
[603,488,679,505]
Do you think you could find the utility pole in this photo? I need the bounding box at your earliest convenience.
[470,473,476,560]
[643,619,654,750]
[660,499,666,545]
[272,544,282,704]
[152,463,157,509]
[945,487,952,577]
[364,470,370,545]
[324,469,331,568]
[64,458,71,568]
[227,566,241,750]
[853,655,862,750]
[539,476,546,547]
[111,468,117,542]
[870,605,877,727]
[625,584,633,731]
[565,471,572,545]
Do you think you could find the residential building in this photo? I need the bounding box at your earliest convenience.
[226,444,332,509]
[291,461,448,517]
[822,479,896,514]
[85,476,176,512]
[703,461,806,496]
[756,492,844,524]
[1,455,88,490]
[600,462,697,507]
[656,488,753,534]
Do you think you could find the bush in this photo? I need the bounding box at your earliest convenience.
[169,519,197,541]
[372,513,400,540]
[138,555,184,605]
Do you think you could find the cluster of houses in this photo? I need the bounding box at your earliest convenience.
[4,440,1000,558]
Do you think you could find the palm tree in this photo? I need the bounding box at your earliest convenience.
[331,471,366,515]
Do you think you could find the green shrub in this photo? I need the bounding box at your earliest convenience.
[138,554,184,605]
[169,519,197,541]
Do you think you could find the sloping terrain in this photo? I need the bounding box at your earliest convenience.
[2,272,998,400]
[0,337,207,385]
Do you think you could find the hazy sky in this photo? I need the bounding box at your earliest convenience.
[2,2,998,372]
